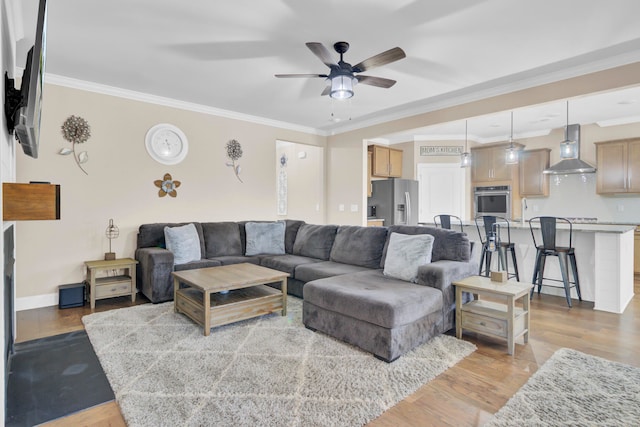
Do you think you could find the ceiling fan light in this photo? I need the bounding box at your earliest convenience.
[330,75,355,99]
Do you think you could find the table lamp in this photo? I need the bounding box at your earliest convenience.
[105,218,119,260]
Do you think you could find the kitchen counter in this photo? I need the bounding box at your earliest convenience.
[454,220,635,314]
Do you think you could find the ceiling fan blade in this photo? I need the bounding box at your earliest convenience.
[306,42,338,67]
[321,86,331,96]
[275,74,328,78]
[356,75,397,88]
[352,47,406,73]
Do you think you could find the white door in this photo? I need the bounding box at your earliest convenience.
[417,163,466,223]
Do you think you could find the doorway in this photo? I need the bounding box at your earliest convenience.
[417,163,466,223]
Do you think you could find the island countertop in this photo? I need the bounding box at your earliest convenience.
[449,220,637,234]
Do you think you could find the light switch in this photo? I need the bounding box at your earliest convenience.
[338,204,345,212]
[350,204,358,212]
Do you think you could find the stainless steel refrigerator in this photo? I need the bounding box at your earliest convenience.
[368,178,419,226]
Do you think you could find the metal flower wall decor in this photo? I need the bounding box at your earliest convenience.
[59,115,91,175]
[225,139,243,183]
[154,173,181,197]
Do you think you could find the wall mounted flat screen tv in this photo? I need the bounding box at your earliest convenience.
[4,0,48,158]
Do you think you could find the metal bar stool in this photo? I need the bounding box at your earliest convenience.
[475,215,520,281]
[433,214,464,233]
[529,216,582,307]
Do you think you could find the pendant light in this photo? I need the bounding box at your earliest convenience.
[460,120,471,168]
[504,111,519,165]
[560,101,578,159]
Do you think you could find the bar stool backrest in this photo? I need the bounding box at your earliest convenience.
[475,215,511,244]
[434,214,464,233]
[529,216,573,250]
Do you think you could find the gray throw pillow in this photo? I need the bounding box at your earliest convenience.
[383,232,435,283]
[245,221,285,256]
[164,223,201,265]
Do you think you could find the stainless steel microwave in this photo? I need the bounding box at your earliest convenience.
[474,185,511,218]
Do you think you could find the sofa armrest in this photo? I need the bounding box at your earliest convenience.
[135,247,174,303]
[416,259,478,332]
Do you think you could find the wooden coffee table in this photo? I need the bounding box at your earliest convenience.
[172,263,289,336]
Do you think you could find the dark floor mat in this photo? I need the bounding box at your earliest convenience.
[6,330,114,426]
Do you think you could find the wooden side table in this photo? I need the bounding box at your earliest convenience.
[453,275,533,355]
[85,258,138,309]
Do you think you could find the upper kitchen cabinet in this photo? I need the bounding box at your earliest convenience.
[369,145,403,178]
[596,138,640,194]
[471,143,520,183]
[519,149,550,197]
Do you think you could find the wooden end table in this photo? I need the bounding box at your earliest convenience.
[85,258,138,309]
[172,263,289,336]
[453,275,533,355]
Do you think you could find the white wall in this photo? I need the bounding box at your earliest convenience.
[15,83,326,306]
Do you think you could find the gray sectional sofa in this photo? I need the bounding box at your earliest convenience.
[135,220,479,362]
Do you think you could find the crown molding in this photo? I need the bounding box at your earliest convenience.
[44,74,327,137]
[322,38,640,136]
[596,115,640,127]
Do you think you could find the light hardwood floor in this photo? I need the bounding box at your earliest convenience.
[16,277,640,427]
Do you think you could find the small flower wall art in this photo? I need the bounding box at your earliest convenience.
[225,139,243,183]
[154,173,181,197]
[59,115,91,175]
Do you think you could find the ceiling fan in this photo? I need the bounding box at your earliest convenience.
[275,41,406,100]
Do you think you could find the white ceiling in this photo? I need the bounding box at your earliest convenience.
[14,0,640,139]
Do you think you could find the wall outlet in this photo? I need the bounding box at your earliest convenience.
[533,205,539,212]
[617,204,624,212]
[350,204,358,212]
[338,204,345,212]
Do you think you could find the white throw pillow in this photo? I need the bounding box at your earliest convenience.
[164,223,201,265]
[383,232,435,283]
[245,221,286,256]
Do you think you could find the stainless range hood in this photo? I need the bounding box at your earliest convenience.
[543,124,597,174]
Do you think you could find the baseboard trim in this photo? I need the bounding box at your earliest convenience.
[16,293,58,311]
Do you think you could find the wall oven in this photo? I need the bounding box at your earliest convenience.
[474,185,511,218]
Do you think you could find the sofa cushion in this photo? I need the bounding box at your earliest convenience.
[138,222,206,258]
[304,269,443,329]
[329,225,388,268]
[164,224,201,265]
[245,221,286,256]
[209,256,260,266]
[260,254,322,276]
[383,232,434,283]
[174,258,222,271]
[294,261,371,283]
[381,225,470,267]
[292,224,338,260]
[201,222,243,257]
[284,220,305,254]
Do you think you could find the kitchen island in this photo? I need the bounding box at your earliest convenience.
[459,221,635,314]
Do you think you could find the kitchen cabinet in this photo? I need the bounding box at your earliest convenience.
[519,149,550,197]
[596,139,640,194]
[369,145,403,178]
[471,144,519,183]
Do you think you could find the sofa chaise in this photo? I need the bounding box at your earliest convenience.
[135,220,479,361]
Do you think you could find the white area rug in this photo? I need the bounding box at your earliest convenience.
[83,297,475,426]
[487,348,640,426]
